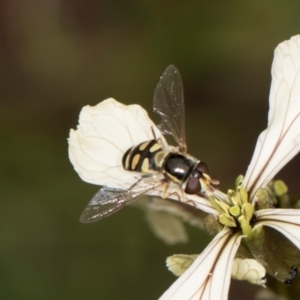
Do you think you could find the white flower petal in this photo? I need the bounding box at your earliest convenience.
[256,208,300,249]
[243,35,300,197]
[68,98,166,186]
[210,233,243,300]
[159,228,242,300]
[256,208,300,225]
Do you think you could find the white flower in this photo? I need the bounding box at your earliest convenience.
[68,36,300,300]
[68,98,216,217]
[160,35,300,300]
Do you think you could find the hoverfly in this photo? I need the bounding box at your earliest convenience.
[80,65,216,223]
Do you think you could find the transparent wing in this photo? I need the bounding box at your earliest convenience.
[153,65,186,152]
[80,175,165,223]
[243,36,300,198]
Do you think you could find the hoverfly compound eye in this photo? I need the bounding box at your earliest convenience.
[185,177,201,194]
[184,161,208,194]
[196,161,209,175]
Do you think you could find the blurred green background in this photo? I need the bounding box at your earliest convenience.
[1,1,300,299]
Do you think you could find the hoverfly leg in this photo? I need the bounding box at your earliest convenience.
[160,182,170,199]
[151,126,157,140]
[162,183,185,202]
[185,199,197,207]
[166,191,184,202]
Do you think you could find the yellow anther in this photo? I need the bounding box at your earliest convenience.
[227,189,235,198]
[274,180,288,196]
[227,189,239,206]
[219,214,237,228]
[238,186,248,204]
[209,196,230,214]
[242,202,254,222]
[229,205,241,217]
[239,215,252,236]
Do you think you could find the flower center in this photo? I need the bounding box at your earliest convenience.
[209,175,254,236]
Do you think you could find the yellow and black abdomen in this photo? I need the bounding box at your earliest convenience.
[122,140,163,173]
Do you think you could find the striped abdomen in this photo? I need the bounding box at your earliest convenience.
[122,140,163,173]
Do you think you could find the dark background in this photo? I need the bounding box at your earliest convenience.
[1,1,300,299]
